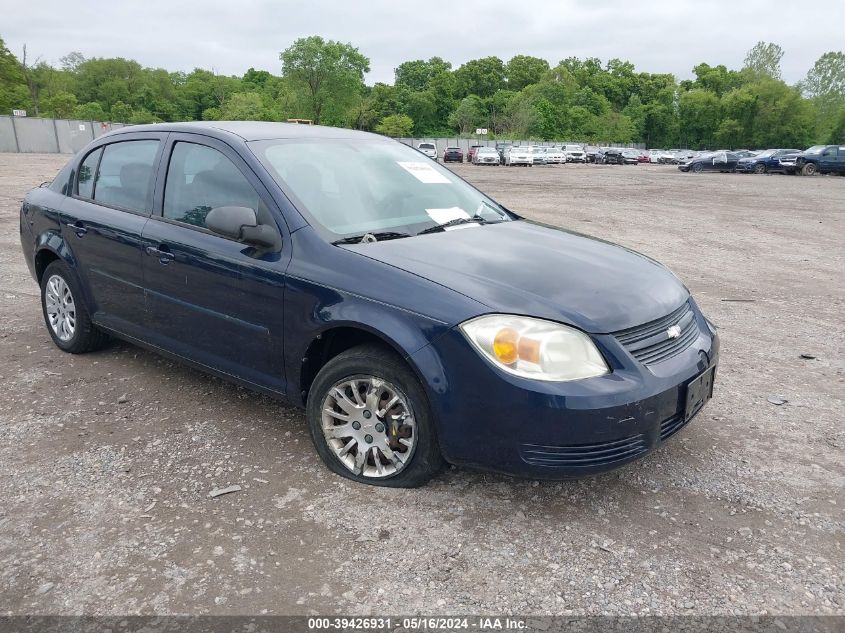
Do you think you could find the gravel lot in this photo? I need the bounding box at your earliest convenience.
[0,154,842,617]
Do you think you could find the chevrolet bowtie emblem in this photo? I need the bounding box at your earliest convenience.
[666,325,682,339]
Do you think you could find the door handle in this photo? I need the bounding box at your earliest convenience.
[145,245,174,264]
[66,222,88,235]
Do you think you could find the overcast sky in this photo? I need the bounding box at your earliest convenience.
[4,0,842,85]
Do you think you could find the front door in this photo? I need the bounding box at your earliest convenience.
[61,135,165,336]
[140,135,289,393]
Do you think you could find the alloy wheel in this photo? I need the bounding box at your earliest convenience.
[45,274,76,341]
[320,375,416,478]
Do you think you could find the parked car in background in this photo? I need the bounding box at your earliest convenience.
[649,150,673,164]
[600,148,622,164]
[621,150,640,165]
[496,143,512,164]
[734,149,801,174]
[777,151,802,175]
[668,150,698,164]
[637,150,650,163]
[417,142,437,160]
[794,145,845,176]
[528,146,547,165]
[443,146,463,163]
[563,144,587,163]
[543,147,566,164]
[472,147,501,165]
[584,146,600,163]
[679,151,741,173]
[505,146,533,166]
[21,121,718,486]
[467,145,484,163]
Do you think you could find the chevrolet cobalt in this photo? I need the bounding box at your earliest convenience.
[20,122,719,487]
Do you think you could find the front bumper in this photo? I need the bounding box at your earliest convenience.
[410,303,719,478]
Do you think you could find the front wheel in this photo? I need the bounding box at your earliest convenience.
[753,163,767,174]
[801,162,817,176]
[692,163,703,173]
[40,260,109,353]
[306,344,444,487]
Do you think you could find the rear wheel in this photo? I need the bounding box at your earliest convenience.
[40,260,109,354]
[306,344,444,487]
[801,162,817,176]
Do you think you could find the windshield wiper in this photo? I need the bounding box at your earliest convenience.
[332,231,411,245]
[416,216,488,236]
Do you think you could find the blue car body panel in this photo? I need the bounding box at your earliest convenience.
[20,121,719,478]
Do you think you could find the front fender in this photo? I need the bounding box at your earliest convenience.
[283,273,452,404]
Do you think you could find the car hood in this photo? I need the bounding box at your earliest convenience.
[343,220,689,333]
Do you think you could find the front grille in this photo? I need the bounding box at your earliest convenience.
[613,301,699,366]
[520,434,647,468]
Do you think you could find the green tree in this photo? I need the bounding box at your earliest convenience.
[448,95,485,134]
[375,113,414,137]
[454,57,505,98]
[801,51,845,140]
[394,57,451,92]
[505,55,549,91]
[280,36,370,124]
[714,118,744,148]
[109,100,133,122]
[128,108,158,124]
[221,91,267,120]
[678,89,721,148]
[74,101,107,121]
[44,90,77,119]
[828,106,845,142]
[743,41,784,80]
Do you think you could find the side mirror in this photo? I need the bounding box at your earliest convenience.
[206,206,279,249]
[207,206,257,239]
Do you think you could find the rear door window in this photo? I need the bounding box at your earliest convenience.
[92,140,160,213]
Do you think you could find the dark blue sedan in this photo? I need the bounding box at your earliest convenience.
[735,149,801,174]
[19,122,719,487]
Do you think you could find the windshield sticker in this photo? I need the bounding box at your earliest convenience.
[397,161,451,184]
[443,223,481,231]
[426,207,470,224]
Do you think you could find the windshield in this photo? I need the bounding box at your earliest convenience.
[804,145,826,154]
[419,143,435,149]
[250,138,510,239]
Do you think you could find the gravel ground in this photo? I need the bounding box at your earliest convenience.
[0,154,842,617]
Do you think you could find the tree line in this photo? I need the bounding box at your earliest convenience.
[1,35,843,149]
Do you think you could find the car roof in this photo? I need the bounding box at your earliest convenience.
[104,121,385,142]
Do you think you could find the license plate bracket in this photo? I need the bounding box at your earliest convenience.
[685,366,716,421]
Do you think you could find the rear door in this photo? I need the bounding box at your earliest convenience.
[139,133,289,392]
[62,133,165,335]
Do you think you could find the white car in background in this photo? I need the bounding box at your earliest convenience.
[417,142,437,160]
[505,146,533,166]
[543,147,566,164]
[563,144,587,163]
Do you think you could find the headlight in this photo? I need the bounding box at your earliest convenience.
[459,315,609,382]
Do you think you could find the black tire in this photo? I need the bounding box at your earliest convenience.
[801,162,817,176]
[692,162,703,173]
[40,259,109,354]
[306,344,444,487]
[753,163,767,174]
